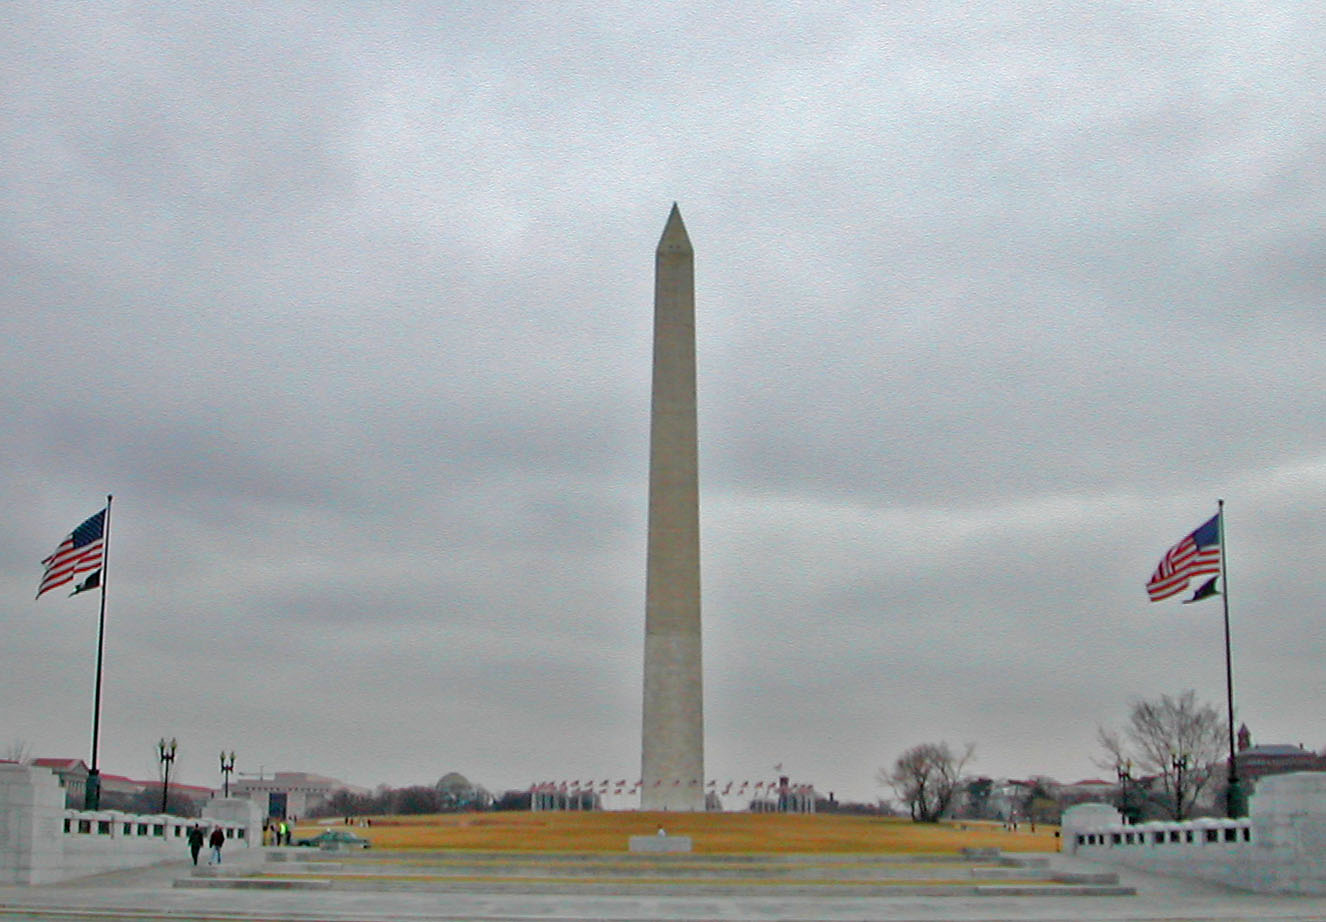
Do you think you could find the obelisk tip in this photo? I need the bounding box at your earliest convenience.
[658,203,691,253]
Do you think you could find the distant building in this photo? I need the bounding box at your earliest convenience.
[1058,778,1118,808]
[28,759,215,812]
[164,781,218,807]
[230,771,364,820]
[98,772,147,802]
[29,758,88,807]
[987,779,1032,821]
[1235,724,1326,789]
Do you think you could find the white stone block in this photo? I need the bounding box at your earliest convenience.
[629,834,693,853]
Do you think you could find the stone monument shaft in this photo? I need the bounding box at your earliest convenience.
[641,204,705,811]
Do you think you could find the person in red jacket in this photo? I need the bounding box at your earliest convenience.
[208,826,225,865]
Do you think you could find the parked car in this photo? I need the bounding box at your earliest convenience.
[295,829,371,849]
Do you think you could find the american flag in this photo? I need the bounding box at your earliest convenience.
[1146,513,1221,602]
[36,508,107,599]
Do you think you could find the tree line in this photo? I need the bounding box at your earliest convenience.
[310,772,494,817]
[881,689,1233,823]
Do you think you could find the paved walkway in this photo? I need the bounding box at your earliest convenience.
[2,850,1325,922]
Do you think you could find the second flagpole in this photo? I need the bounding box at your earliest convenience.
[85,493,112,810]
[1217,499,1245,818]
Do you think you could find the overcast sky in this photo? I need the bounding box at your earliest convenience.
[2,3,1322,805]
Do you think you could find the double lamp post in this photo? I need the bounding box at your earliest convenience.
[155,740,237,814]
[156,738,177,814]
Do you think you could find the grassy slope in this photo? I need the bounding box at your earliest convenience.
[297,812,1059,854]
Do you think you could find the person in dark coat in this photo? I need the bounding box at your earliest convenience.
[186,824,205,866]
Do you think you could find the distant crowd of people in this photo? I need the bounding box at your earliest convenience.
[263,819,293,846]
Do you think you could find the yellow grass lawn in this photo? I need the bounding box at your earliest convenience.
[296,812,1057,854]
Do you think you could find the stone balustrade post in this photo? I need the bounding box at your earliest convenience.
[0,763,67,884]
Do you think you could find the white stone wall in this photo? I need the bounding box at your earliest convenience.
[1061,772,1326,894]
[202,795,263,837]
[629,834,693,852]
[0,765,260,884]
[1248,772,1326,894]
[61,811,205,879]
[0,762,66,884]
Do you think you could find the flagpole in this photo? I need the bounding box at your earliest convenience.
[1217,498,1243,818]
[85,493,112,810]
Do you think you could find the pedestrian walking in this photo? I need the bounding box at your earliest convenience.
[208,826,225,865]
[186,824,205,866]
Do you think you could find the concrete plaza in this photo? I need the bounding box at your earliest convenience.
[2,849,1326,922]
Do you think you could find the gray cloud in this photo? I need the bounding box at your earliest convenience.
[2,2,1322,802]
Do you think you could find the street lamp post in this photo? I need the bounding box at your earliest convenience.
[157,738,177,814]
[220,751,236,798]
[1115,760,1133,824]
[1171,753,1189,820]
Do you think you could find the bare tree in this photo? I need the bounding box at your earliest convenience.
[4,739,32,764]
[878,742,975,822]
[1097,689,1226,820]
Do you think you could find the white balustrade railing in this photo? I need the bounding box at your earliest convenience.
[1069,816,1251,851]
[1060,773,1326,895]
[61,808,247,844]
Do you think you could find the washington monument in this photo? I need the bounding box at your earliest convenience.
[641,204,705,811]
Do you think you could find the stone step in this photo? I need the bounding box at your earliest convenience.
[969,866,1052,879]
[1051,870,1122,885]
[196,849,1135,899]
[261,858,1035,881]
[975,884,1137,897]
[269,848,990,865]
[1001,855,1051,867]
[180,875,1136,897]
[176,877,332,890]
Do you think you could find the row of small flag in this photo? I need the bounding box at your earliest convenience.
[528,780,813,794]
